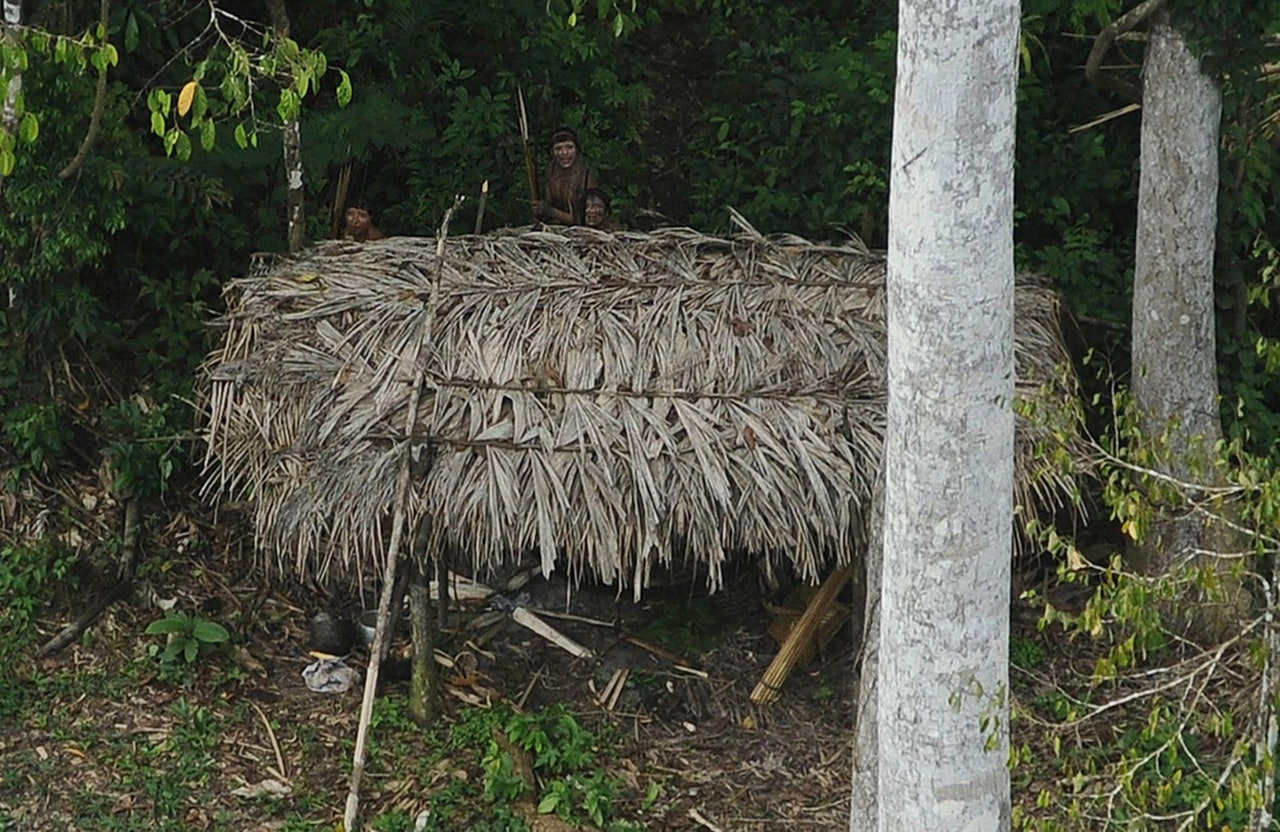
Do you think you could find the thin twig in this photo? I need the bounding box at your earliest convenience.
[248,700,288,783]
[1085,0,1166,102]
[58,0,111,180]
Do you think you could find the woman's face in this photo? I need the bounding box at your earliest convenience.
[585,197,606,227]
[553,140,578,168]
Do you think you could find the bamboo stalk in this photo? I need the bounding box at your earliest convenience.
[517,86,539,207]
[751,565,854,705]
[344,199,461,829]
[342,366,423,831]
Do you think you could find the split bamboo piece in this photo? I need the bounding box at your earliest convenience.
[511,606,594,659]
[750,565,854,705]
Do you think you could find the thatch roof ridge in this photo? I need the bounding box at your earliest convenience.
[201,227,1083,596]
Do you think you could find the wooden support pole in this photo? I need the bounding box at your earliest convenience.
[343,368,424,831]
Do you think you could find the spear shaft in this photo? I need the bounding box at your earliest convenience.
[517,86,540,208]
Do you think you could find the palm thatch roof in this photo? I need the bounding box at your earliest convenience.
[200,224,1085,596]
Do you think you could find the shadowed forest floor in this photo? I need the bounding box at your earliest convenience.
[0,494,856,831]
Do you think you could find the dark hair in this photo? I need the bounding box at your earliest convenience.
[584,188,610,212]
[550,126,579,147]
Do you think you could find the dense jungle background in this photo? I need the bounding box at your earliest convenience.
[3,0,1280,829]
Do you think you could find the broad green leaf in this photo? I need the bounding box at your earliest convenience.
[192,621,230,643]
[146,616,191,636]
[0,148,13,177]
[150,110,165,138]
[184,639,199,663]
[18,113,37,144]
[336,70,352,107]
[199,118,215,151]
[124,12,139,52]
[193,85,209,121]
[234,122,248,149]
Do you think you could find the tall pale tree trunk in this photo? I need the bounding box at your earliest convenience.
[2,0,22,139]
[852,0,1019,828]
[265,0,305,253]
[1129,10,1245,638]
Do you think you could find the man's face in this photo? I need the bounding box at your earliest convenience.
[553,140,577,168]
[585,198,606,227]
[345,207,369,232]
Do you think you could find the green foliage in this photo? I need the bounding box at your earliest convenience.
[2,400,70,486]
[101,397,186,498]
[683,5,896,239]
[144,611,230,667]
[0,540,78,645]
[505,704,599,776]
[637,597,725,657]
[1008,635,1047,670]
[1014,387,1280,829]
[141,9,349,161]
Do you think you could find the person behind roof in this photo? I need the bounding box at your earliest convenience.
[583,188,621,232]
[533,126,598,226]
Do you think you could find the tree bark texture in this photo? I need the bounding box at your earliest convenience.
[2,0,22,138]
[265,0,305,253]
[408,558,439,725]
[1129,11,1246,639]
[848,474,884,829]
[1131,9,1221,475]
[867,0,1019,828]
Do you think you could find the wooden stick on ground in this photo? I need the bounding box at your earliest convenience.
[511,606,594,658]
[751,565,854,705]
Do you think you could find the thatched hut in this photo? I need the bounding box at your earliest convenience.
[200,224,1084,598]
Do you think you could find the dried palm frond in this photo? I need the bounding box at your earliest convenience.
[200,226,1088,597]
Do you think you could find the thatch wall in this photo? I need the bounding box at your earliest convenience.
[200,225,1083,595]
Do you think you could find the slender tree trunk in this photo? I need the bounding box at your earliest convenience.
[860,0,1019,827]
[849,474,884,828]
[2,0,22,139]
[265,0,305,253]
[1130,10,1245,639]
[407,557,439,725]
